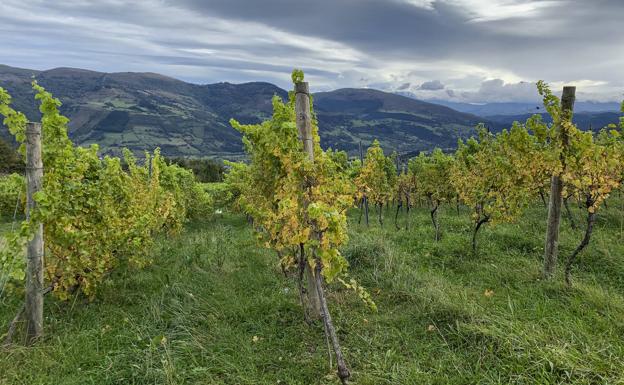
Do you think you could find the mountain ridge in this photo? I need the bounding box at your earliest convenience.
[0,64,497,158]
[424,99,621,116]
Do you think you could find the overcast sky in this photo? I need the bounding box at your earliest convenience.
[0,0,622,102]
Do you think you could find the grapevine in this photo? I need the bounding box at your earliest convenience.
[0,82,211,300]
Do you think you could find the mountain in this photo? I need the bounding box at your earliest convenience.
[0,65,284,158]
[426,99,622,116]
[0,65,495,158]
[486,111,622,132]
[313,88,500,154]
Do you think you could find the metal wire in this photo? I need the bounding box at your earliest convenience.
[11,188,22,232]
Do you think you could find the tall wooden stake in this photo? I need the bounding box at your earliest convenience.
[295,81,322,320]
[359,141,369,226]
[25,122,44,344]
[543,86,575,279]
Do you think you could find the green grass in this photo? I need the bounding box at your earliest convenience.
[2,201,624,384]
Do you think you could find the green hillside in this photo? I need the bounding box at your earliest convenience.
[0,65,492,158]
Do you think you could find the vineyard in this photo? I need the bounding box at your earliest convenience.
[1,71,624,384]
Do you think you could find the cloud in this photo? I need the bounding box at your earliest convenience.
[0,0,621,101]
[419,80,445,90]
[458,79,538,102]
[453,78,624,103]
[445,0,561,22]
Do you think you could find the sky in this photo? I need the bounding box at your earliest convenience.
[0,0,622,103]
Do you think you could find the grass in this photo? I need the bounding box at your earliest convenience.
[1,200,624,384]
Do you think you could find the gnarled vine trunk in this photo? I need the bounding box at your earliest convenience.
[565,200,596,286]
[395,199,402,230]
[357,198,364,225]
[472,214,489,254]
[564,196,577,230]
[314,258,350,384]
[405,195,411,231]
[430,198,440,241]
[539,189,547,207]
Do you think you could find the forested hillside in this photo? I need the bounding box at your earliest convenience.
[0,65,492,158]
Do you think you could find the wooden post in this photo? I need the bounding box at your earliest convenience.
[25,122,44,344]
[359,141,369,226]
[543,86,575,279]
[295,81,322,320]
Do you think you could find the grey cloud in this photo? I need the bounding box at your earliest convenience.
[419,80,445,90]
[175,0,624,97]
[140,55,338,79]
[176,0,478,58]
[0,0,622,101]
[466,79,538,102]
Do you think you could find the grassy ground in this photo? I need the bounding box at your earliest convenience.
[1,200,624,384]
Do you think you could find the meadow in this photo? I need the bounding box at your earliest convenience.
[2,199,623,385]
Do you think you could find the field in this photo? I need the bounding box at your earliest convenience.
[2,200,624,384]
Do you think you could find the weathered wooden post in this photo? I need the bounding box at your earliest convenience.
[359,141,369,226]
[25,122,44,344]
[543,86,575,279]
[294,81,322,320]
